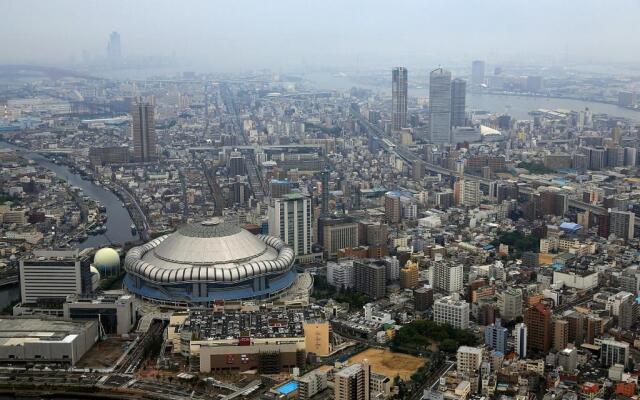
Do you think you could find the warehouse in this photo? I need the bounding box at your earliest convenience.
[0,317,98,366]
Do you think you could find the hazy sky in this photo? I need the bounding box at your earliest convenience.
[3,0,640,72]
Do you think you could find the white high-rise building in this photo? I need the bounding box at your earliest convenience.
[429,68,452,144]
[268,193,312,256]
[514,323,527,359]
[462,180,481,207]
[430,261,463,294]
[433,294,469,329]
[382,256,400,281]
[327,260,354,289]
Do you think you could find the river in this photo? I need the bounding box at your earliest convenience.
[0,142,138,248]
[302,72,640,122]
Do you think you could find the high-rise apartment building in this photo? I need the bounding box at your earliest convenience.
[471,60,485,87]
[429,68,452,144]
[131,98,157,162]
[524,304,552,353]
[399,260,419,289]
[268,193,312,256]
[553,318,569,351]
[334,361,370,400]
[499,288,523,321]
[514,323,527,358]
[461,180,481,207]
[450,78,466,127]
[391,67,408,131]
[485,318,508,354]
[384,193,401,224]
[609,210,635,241]
[320,217,359,259]
[430,261,463,294]
[354,261,386,299]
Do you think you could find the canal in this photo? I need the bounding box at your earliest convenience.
[0,141,139,249]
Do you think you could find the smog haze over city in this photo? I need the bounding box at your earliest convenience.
[3,0,640,71]
[1,1,640,400]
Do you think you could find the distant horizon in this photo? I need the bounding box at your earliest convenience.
[3,0,640,72]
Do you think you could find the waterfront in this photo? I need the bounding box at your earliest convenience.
[0,142,138,248]
[303,72,640,122]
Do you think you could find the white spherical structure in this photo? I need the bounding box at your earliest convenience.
[94,247,121,277]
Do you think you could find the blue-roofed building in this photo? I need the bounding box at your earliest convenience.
[559,222,582,234]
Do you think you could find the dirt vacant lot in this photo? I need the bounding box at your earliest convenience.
[347,348,426,380]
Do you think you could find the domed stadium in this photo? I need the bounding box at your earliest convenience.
[93,247,121,277]
[123,218,297,307]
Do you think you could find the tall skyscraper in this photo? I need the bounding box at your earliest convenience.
[429,68,452,144]
[391,67,408,131]
[268,193,313,256]
[131,98,157,162]
[450,78,467,127]
[334,361,370,400]
[107,31,122,64]
[471,60,485,87]
[320,168,330,216]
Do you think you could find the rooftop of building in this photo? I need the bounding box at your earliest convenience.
[184,308,324,341]
[0,317,95,345]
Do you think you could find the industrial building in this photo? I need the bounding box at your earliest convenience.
[0,317,98,366]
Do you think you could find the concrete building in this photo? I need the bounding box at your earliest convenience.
[429,68,452,144]
[297,369,328,399]
[399,260,419,289]
[558,348,578,372]
[457,346,483,375]
[320,217,359,259]
[268,193,313,256]
[450,78,466,127]
[335,361,370,400]
[392,67,408,131]
[384,193,401,224]
[553,269,598,290]
[20,249,93,304]
[431,261,463,294]
[601,339,630,368]
[0,317,98,366]
[63,293,136,336]
[524,304,552,353]
[553,319,569,352]
[414,286,434,311]
[327,260,355,289]
[609,210,635,241]
[354,261,386,299]
[303,321,331,357]
[461,180,481,207]
[433,294,469,329]
[131,98,157,162]
[514,323,527,358]
[485,318,508,354]
[499,288,523,322]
